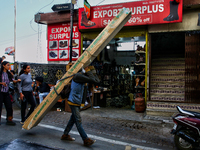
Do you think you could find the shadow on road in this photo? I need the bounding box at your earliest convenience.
[0,139,64,150]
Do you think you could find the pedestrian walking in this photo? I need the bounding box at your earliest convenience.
[61,66,100,146]
[18,64,36,124]
[0,61,21,125]
[34,76,50,104]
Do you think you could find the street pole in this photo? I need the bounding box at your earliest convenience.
[69,0,74,62]
[14,0,16,63]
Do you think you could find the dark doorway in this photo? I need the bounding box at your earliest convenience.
[149,32,186,102]
[151,32,185,58]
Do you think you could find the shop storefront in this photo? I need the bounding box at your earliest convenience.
[36,0,200,113]
[77,0,182,110]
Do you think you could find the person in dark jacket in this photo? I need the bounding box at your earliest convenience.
[35,76,50,103]
[61,66,100,146]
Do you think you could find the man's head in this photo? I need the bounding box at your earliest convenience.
[84,66,89,71]
[35,76,43,85]
[83,66,96,74]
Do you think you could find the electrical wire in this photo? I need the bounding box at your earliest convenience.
[36,24,44,62]
[96,0,105,6]
[30,18,37,32]
[37,0,55,12]
[0,31,45,46]
[29,0,55,32]
[31,0,55,62]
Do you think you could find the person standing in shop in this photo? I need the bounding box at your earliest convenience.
[0,61,21,125]
[18,64,36,124]
[61,66,100,146]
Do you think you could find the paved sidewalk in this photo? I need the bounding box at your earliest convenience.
[2,103,175,149]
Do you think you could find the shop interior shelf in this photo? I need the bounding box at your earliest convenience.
[134,86,145,88]
[135,51,146,54]
[133,75,145,77]
[134,63,146,66]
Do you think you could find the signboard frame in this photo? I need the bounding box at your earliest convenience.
[79,0,183,30]
[47,22,81,61]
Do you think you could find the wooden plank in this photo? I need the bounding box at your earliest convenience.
[23,8,132,130]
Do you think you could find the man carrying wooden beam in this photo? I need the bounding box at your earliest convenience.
[61,66,99,146]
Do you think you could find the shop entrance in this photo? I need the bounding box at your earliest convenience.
[150,32,185,102]
[82,29,147,109]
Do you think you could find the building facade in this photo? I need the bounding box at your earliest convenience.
[35,0,200,115]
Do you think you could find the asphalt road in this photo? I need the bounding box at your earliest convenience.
[0,116,171,150]
[0,101,175,150]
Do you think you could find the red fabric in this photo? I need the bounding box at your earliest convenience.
[10,95,13,103]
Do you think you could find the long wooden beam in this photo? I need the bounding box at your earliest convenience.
[23,8,132,130]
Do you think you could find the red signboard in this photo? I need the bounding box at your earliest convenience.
[79,0,183,29]
[47,23,81,61]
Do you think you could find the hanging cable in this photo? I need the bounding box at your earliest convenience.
[0,32,45,46]
[30,18,37,32]
[36,24,45,62]
[36,24,40,62]
[39,24,44,62]
[34,0,55,62]
[38,0,55,12]
[29,0,55,32]
[96,0,105,6]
